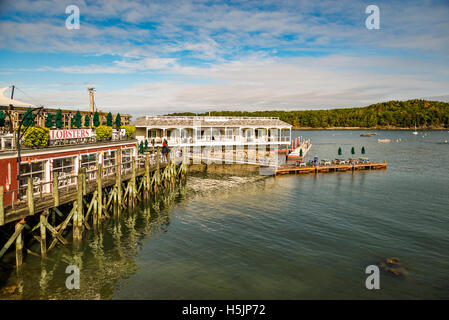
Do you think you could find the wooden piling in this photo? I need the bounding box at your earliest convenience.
[53,172,59,207]
[131,156,136,200]
[97,164,102,222]
[40,211,47,258]
[156,147,160,170]
[0,186,4,226]
[74,174,84,240]
[15,221,23,272]
[116,153,122,209]
[27,177,34,216]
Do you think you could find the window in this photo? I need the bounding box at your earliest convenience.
[103,149,116,176]
[52,156,76,186]
[80,153,98,181]
[121,148,132,173]
[19,160,47,197]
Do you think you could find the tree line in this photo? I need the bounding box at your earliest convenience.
[166,100,449,128]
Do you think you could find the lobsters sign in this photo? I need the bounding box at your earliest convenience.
[50,129,93,140]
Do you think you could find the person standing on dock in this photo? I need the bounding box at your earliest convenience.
[162,138,170,161]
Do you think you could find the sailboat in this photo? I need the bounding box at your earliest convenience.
[412,123,418,135]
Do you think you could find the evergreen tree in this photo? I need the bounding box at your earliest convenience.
[106,112,113,126]
[144,139,148,150]
[115,113,122,128]
[93,111,100,127]
[338,147,342,156]
[84,114,90,127]
[70,116,75,128]
[351,147,355,155]
[45,113,54,128]
[0,110,6,127]
[138,141,145,154]
[74,110,82,128]
[55,109,63,128]
[22,107,34,127]
[361,146,366,154]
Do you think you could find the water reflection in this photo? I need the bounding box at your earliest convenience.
[0,183,188,300]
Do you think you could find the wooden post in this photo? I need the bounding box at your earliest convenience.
[40,211,47,258]
[27,177,34,216]
[74,174,84,240]
[53,172,59,207]
[80,167,87,195]
[16,221,23,272]
[0,186,4,226]
[97,164,102,222]
[145,154,150,192]
[116,150,122,208]
[131,156,136,199]
[156,146,160,170]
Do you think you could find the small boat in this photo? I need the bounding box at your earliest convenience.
[360,132,377,136]
[377,139,391,143]
[412,124,418,135]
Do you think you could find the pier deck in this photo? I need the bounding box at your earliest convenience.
[276,161,387,175]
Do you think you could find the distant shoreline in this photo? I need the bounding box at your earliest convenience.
[292,126,448,131]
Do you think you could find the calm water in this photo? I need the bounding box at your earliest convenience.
[1,130,449,299]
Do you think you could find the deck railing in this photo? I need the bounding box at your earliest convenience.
[0,148,173,217]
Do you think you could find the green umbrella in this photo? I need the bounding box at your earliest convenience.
[138,141,145,154]
[351,147,355,155]
[361,146,366,154]
[338,147,342,156]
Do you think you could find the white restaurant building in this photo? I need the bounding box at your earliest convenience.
[133,116,292,147]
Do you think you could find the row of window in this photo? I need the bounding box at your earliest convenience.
[18,148,134,196]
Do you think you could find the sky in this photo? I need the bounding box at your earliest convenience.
[0,0,448,116]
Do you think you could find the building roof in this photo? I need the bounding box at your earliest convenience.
[132,116,291,128]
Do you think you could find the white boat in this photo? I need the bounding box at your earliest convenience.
[378,139,391,143]
[412,124,418,135]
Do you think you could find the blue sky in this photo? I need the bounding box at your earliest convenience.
[0,0,448,116]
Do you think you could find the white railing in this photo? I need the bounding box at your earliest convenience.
[145,116,280,121]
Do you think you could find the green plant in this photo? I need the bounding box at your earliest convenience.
[138,141,145,154]
[106,112,113,126]
[22,107,34,127]
[93,111,100,127]
[55,109,63,128]
[23,126,50,148]
[45,113,54,128]
[144,139,148,150]
[121,125,135,138]
[74,110,82,128]
[0,110,5,127]
[84,114,90,127]
[95,125,112,141]
[115,113,122,128]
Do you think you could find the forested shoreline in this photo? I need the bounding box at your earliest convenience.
[167,100,449,129]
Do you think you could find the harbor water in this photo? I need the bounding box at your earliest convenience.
[1,130,449,299]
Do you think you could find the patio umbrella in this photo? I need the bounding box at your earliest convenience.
[338,147,342,155]
[351,147,355,155]
[361,146,366,154]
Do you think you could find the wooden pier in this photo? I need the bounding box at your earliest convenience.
[0,147,187,273]
[276,161,387,175]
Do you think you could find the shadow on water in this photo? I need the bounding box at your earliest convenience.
[0,183,189,300]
